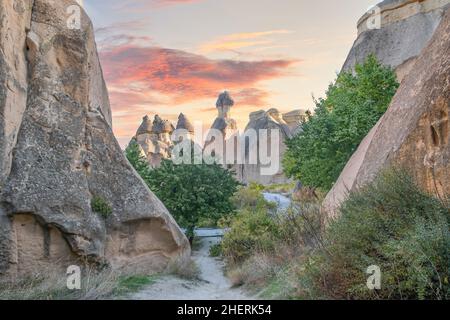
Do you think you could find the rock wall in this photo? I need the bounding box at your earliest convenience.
[323,7,450,218]
[0,0,189,276]
[343,0,450,81]
[235,109,300,186]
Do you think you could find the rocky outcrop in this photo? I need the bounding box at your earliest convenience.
[323,7,450,218]
[235,108,294,185]
[134,115,174,167]
[210,91,237,135]
[282,109,306,136]
[343,0,450,81]
[0,0,189,276]
[205,92,238,164]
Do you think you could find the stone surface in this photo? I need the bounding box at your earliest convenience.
[343,0,450,81]
[323,7,450,218]
[133,115,174,168]
[235,108,294,185]
[0,0,189,276]
[282,109,306,135]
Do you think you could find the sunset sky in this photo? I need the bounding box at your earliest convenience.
[84,0,380,147]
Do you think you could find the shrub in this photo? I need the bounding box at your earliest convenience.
[209,243,223,257]
[146,160,239,243]
[221,207,280,265]
[284,55,399,191]
[308,169,450,300]
[91,196,112,218]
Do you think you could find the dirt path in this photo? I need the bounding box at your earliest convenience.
[130,237,255,300]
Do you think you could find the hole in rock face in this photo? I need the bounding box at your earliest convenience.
[440,110,448,146]
[431,125,439,147]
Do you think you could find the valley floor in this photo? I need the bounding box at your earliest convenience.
[129,237,254,300]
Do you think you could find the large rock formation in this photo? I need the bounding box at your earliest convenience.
[282,109,306,136]
[210,91,237,138]
[323,7,450,218]
[343,0,450,81]
[235,108,295,185]
[204,92,238,164]
[133,115,174,167]
[0,0,189,276]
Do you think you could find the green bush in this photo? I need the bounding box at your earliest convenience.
[284,55,399,191]
[221,207,280,264]
[230,186,276,211]
[209,243,223,257]
[307,169,450,300]
[146,160,239,242]
[91,196,112,218]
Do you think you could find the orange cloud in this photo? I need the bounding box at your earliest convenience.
[100,44,297,105]
[199,30,293,53]
[99,43,298,147]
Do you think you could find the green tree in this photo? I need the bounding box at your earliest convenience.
[283,55,399,191]
[146,159,240,243]
[125,139,152,181]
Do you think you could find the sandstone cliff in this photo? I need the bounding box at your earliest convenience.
[0,0,189,276]
[343,0,450,81]
[235,108,301,185]
[323,7,450,218]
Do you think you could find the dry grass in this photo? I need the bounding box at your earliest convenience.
[164,257,200,280]
[0,257,199,300]
[0,266,123,300]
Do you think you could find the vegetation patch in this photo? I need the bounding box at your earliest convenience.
[306,169,449,300]
[91,195,112,218]
[283,55,399,192]
[221,169,449,300]
[114,275,158,296]
[127,141,240,242]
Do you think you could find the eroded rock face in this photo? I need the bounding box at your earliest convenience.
[235,109,295,185]
[134,115,174,168]
[343,0,450,81]
[0,0,189,276]
[323,7,450,218]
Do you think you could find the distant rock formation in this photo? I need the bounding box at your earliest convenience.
[282,109,306,135]
[0,0,189,276]
[343,0,450,81]
[210,91,237,137]
[134,115,174,167]
[323,7,450,218]
[205,92,238,164]
[235,108,300,185]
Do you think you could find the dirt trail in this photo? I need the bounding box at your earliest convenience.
[130,237,255,300]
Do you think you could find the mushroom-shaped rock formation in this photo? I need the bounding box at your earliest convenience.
[133,115,175,168]
[216,91,234,119]
[176,113,195,133]
[136,115,154,135]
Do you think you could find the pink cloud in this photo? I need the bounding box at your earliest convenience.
[100,45,297,105]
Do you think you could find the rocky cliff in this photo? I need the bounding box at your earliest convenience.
[343,0,450,81]
[235,108,302,185]
[0,0,189,276]
[324,7,450,218]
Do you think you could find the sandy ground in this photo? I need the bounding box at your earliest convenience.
[130,237,255,300]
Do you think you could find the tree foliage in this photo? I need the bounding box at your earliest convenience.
[146,159,240,240]
[125,139,152,181]
[126,140,239,240]
[283,55,399,191]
